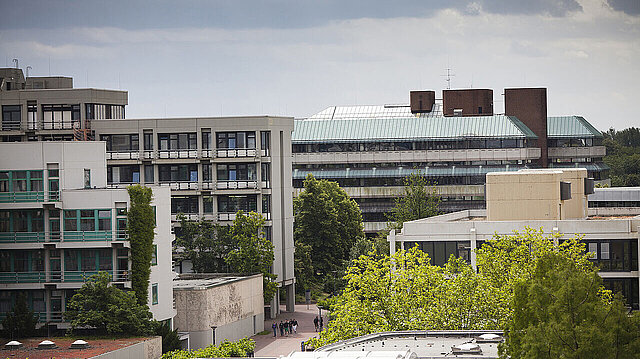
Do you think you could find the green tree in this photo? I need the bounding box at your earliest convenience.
[175,215,232,273]
[603,127,640,186]
[161,337,255,359]
[225,211,277,302]
[127,185,155,306]
[154,320,182,353]
[64,271,153,335]
[386,171,440,231]
[502,252,640,359]
[1,292,38,339]
[294,174,364,292]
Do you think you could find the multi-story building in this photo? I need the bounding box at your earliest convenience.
[0,68,127,142]
[1,67,296,314]
[292,88,608,234]
[90,117,296,314]
[388,168,639,310]
[0,141,176,329]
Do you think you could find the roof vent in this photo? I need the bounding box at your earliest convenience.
[4,340,23,349]
[38,340,57,349]
[70,339,89,349]
[477,333,503,343]
[452,342,482,354]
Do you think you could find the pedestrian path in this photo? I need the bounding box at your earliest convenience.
[253,304,326,357]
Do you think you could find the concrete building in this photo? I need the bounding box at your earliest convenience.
[89,116,296,314]
[589,187,640,217]
[388,168,639,310]
[292,88,608,234]
[1,67,296,314]
[172,274,264,350]
[0,142,176,329]
[290,330,504,359]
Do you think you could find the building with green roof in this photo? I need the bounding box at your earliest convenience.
[292,89,608,234]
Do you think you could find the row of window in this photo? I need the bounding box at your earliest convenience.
[292,138,537,153]
[548,138,602,147]
[293,160,533,170]
[0,170,44,192]
[293,175,488,188]
[585,240,639,272]
[0,208,128,233]
[171,195,270,214]
[107,163,270,184]
[1,104,124,131]
[103,131,272,152]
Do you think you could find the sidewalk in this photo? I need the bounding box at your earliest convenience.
[253,304,326,357]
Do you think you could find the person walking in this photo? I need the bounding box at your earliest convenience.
[272,322,277,337]
[319,316,324,331]
[279,321,284,337]
[313,316,319,332]
[292,319,298,334]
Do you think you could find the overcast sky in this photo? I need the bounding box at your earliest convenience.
[1,0,638,131]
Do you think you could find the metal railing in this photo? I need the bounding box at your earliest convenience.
[216,180,259,190]
[216,148,257,158]
[0,230,128,243]
[0,269,129,284]
[157,149,198,159]
[106,151,140,160]
[0,190,60,203]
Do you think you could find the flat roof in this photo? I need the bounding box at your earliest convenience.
[0,337,152,359]
[173,273,261,290]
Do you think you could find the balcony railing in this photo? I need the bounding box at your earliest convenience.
[0,270,129,284]
[216,148,257,158]
[106,151,140,160]
[157,149,198,159]
[159,181,199,190]
[0,190,60,203]
[218,212,269,221]
[0,230,128,243]
[216,180,258,190]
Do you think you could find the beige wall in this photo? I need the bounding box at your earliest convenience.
[486,168,588,221]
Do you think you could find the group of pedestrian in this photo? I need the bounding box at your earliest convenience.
[313,315,323,332]
[272,319,298,337]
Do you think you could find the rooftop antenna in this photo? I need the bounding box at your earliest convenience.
[12,58,18,69]
[26,66,32,78]
[442,67,455,89]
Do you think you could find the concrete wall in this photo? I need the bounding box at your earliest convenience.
[486,168,588,221]
[173,274,264,350]
[90,337,161,359]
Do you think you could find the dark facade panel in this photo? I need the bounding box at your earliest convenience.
[505,87,548,167]
[410,90,435,113]
[442,89,493,116]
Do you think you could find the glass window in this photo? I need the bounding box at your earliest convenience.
[202,130,211,150]
[588,243,598,259]
[84,169,91,189]
[13,171,27,192]
[151,245,157,266]
[152,283,158,305]
[2,105,22,130]
[600,242,610,260]
[144,165,154,184]
[82,250,96,271]
[216,131,256,149]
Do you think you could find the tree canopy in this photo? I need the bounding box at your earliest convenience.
[386,171,441,231]
[1,292,38,339]
[503,252,640,359]
[175,215,232,273]
[294,174,364,292]
[64,271,154,335]
[603,127,640,186]
[310,228,603,347]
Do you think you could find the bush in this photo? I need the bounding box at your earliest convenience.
[154,320,182,353]
[161,338,255,359]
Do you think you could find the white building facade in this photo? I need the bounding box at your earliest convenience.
[0,142,176,329]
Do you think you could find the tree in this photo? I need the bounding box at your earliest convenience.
[386,171,440,231]
[502,252,640,359]
[294,174,364,292]
[310,228,601,347]
[127,185,155,306]
[175,215,232,273]
[225,211,277,302]
[64,271,154,335]
[161,337,255,359]
[1,292,38,339]
[154,320,182,353]
[603,127,640,186]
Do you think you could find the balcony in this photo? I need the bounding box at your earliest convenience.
[0,269,129,284]
[159,182,199,190]
[171,213,200,221]
[0,230,128,244]
[0,190,60,203]
[216,148,257,158]
[106,151,140,160]
[216,180,259,190]
[157,149,198,159]
[218,212,269,221]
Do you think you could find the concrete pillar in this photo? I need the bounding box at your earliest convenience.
[389,230,396,257]
[269,289,279,319]
[285,283,295,312]
[470,228,477,271]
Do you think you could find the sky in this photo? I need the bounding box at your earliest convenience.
[0,0,639,131]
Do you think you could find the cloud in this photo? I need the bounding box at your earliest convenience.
[606,0,640,15]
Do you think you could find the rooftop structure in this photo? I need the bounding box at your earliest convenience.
[388,169,639,309]
[0,141,176,330]
[292,88,607,234]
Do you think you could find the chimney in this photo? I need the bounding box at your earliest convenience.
[442,89,493,116]
[504,88,547,167]
[410,90,435,113]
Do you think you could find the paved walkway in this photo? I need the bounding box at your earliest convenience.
[253,304,326,358]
